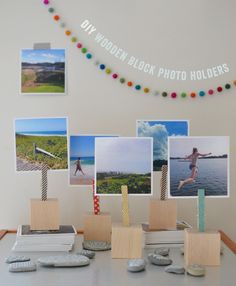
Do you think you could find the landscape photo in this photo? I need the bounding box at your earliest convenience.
[15,117,68,171]
[95,137,153,195]
[137,120,189,171]
[69,135,117,186]
[168,136,229,198]
[21,49,66,94]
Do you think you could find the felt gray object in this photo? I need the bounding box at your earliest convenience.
[165,265,185,274]
[127,259,146,272]
[5,256,30,264]
[38,255,90,267]
[148,253,172,266]
[77,250,95,259]
[83,240,111,251]
[154,247,170,256]
[186,264,205,277]
[9,261,36,273]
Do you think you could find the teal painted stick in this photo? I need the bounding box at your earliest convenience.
[197,189,205,232]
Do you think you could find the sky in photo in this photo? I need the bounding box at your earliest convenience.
[169,136,229,157]
[15,118,67,133]
[96,137,152,174]
[137,120,188,160]
[22,49,65,64]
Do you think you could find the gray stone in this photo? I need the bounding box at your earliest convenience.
[5,255,30,264]
[165,265,185,274]
[127,259,146,272]
[9,261,36,273]
[77,250,95,259]
[38,255,90,267]
[148,253,172,266]
[154,247,170,256]
[83,240,111,251]
[186,264,205,277]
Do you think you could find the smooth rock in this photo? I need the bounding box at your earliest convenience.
[186,264,205,277]
[127,259,146,272]
[5,255,30,264]
[165,265,185,274]
[154,247,170,256]
[83,240,111,251]
[148,253,172,266]
[9,261,36,272]
[38,255,90,267]
[77,250,95,259]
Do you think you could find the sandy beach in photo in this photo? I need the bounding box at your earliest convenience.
[70,160,94,185]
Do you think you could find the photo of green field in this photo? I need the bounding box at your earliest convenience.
[15,118,68,171]
[95,137,153,195]
[21,49,65,94]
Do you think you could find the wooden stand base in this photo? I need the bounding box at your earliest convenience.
[149,199,177,230]
[111,224,143,259]
[83,212,112,242]
[30,199,59,231]
[184,229,221,266]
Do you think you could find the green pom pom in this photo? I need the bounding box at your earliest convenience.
[162,92,168,97]
[225,83,231,89]
[48,7,54,13]
[81,48,87,53]
[71,37,77,43]
[181,92,187,98]
[120,78,125,84]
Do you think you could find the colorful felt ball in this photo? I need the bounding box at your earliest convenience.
[44,0,49,5]
[60,22,66,28]
[135,85,141,90]
[65,30,71,36]
[127,81,133,87]
[190,92,196,98]
[199,91,205,97]
[112,73,118,79]
[77,43,82,49]
[54,15,60,21]
[171,92,177,98]
[144,88,150,93]
[105,68,111,74]
[94,61,100,66]
[153,91,159,96]
[234,80,236,86]
[162,92,168,97]
[86,53,92,59]
[217,86,223,92]
[100,64,105,70]
[225,83,231,89]
[181,92,187,98]
[208,89,214,95]
[48,7,54,13]
[81,48,87,53]
[120,78,125,83]
[71,37,77,43]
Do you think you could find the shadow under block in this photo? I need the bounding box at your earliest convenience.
[111,225,142,259]
[184,229,221,266]
[149,199,177,230]
[30,199,59,231]
[83,213,112,243]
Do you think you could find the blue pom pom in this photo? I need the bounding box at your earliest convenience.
[100,64,105,70]
[86,53,92,59]
[199,91,205,97]
[135,84,141,90]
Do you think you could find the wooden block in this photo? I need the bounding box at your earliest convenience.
[83,213,112,242]
[149,199,177,230]
[112,225,142,259]
[184,229,221,266]
[30,199,59,230]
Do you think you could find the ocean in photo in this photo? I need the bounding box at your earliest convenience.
[16,131,67,136]
[170,158,228,196]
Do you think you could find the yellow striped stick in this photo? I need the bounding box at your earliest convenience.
[121,185,130,227]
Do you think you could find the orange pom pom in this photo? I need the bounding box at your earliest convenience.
[65,30,71,36]
[54,15,60,21]
[127,81,133,87]
[190,92,196,98]
[233,80,236,86]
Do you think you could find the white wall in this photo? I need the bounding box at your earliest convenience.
[0,0,235,239]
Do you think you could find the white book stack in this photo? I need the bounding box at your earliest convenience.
[142,220,192,248]
[12,225,77,252]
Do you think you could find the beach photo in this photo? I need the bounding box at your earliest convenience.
[69,135,117,186]
[15,117,68,171]
[95,137,153,195]
[21,49,66,94]
[168,136,229,198]
[137,120,189,171]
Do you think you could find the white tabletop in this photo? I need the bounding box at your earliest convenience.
[0,234,235,286]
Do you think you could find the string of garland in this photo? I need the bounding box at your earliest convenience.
[42,0,236,99]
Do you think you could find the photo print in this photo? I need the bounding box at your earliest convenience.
[168,136,229,198]
[137,120,189,171]
[95,137,153,195]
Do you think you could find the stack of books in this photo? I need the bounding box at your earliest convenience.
[12,225,77,252]
[142,220,191,248]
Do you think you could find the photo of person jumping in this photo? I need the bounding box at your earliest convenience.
[178,148,211,190]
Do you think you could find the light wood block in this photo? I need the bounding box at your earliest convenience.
[30,199,59,230]
[184,229,221,266]
[83,213,112,242]
[112,225,142,259]
[149,199,177,230]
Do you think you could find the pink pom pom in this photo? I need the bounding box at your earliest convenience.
[112,73,118,79]
[208,89,214,95]
[171,92,177,98]
[44,0,49,5]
